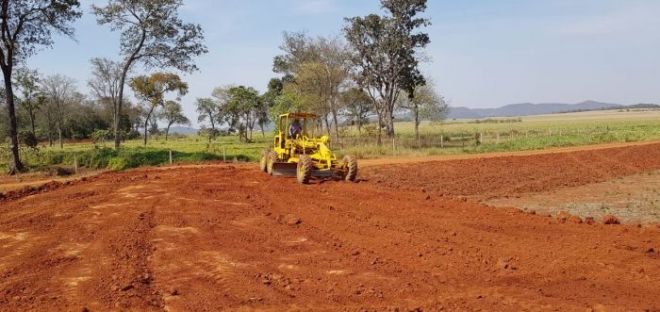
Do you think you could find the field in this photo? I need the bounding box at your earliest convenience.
[0,141,659,311]
[3,109,660,173]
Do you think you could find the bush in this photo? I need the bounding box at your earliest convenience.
[92,129,111,144]
[18,131,38,149]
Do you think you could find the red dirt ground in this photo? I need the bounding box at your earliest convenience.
[1,144,659,311]
[363,142,660,199]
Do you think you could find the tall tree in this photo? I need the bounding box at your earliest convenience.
[93,0,207,149]
[130,72,188,145]
[88,58,124,132]
[15,68,42,135]
[274,34,352,138]
[398,83,448,143]
[41,74,77,149]
[344,0,430,142]
[161,100,189,140]
[226,86,261,142]
[0,0,82,173]
[195,97,220,134]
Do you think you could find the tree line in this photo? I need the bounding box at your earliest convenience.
[1,0,446,174]
[0,0,207,173]
[193,0,447,146]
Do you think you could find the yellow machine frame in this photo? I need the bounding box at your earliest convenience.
[260,112,357,183]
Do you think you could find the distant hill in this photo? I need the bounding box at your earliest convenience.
[447,100,631,119]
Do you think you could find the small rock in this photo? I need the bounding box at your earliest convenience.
[425,194,431,200]
[568,216,583,224]
[121,284,133,291]
[556,211,571,223]
[602,215,620,225]
[584,217,596,225]
[351,250,360,256]
[169,288,179,296]
[282,214,301,226]
[497,258,516,270]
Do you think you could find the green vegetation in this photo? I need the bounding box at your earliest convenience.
[3,109,660,172]
[0,134,268,172]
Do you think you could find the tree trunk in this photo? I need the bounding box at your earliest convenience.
[115,68,128,149]
[376,114,383,146]
[165,122,172,141]
[414,108,420,147]
[29,113,36,135]
[143,118,149,146]
[58,125,63,149]
[2,69,23,173]
[324,115,331,137]
[386,106,395,137]
[115,31,147,149]
[332,108,340,141]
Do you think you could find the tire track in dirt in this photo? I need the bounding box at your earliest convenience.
[0,148,659,310]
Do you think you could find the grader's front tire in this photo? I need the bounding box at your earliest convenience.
[297,155,313,184]
[266,151,278,175]
[259,149,269,172]
[343,155,358,182]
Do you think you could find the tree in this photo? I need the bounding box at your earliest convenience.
[226,86,261,142]
[131,72,188,145]
[41,74,77,148]
[195,97,220,136]
[93,0,207,149]
[15,68,42,135]
[0,0,82,173]
[88,58,123,131]
[258,78,283,136]
[398,83,448,143]
[344,0,430,143]
[161,100,189,140]
[274,33,352,138]
[341,87,373,134]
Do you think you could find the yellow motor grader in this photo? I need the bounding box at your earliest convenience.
[259,112,357,184]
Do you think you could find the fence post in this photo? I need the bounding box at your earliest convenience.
[74,154,79,174]
[440,135,444,148]
[169,150,173,165]
[223,146,226,162]
[392,137,396,155]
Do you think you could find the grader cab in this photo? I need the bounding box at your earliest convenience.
[259,112,357,184]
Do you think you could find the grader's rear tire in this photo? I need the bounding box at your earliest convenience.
[297,155,313,184]
[259,149,269,172]
[343,155,358,182]
[266,151,278,175]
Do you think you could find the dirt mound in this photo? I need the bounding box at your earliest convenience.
[602,215,621,225]
[363,142,660,199]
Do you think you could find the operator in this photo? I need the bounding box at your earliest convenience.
[289,119,302,138]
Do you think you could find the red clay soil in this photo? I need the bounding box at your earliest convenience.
[363,142,660,199]
[0,149,659,311]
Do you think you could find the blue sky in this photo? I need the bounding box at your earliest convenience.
[29,0,660,125]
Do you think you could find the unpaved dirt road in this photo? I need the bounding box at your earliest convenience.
[1,143,659,311]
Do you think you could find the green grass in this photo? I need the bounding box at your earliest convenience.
[2,109,660,172]
[0,134,270,172]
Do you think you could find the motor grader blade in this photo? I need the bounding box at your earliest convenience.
[270,162,297,176]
